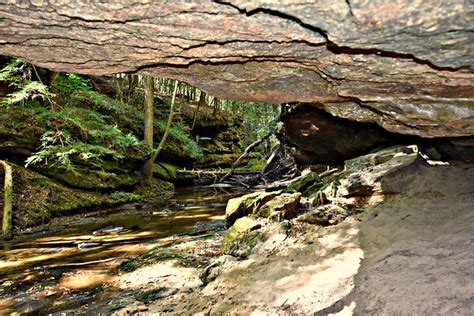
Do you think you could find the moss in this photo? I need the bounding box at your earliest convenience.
[45,166,140,190]
[30,178,51,186]
[224,191,281,227]
[110,192,142,203]
[5,163,172,228]
[284,172,323,196]
[153,161,179,181]
[221,217,263,257]
[135,178,174,204]
[253,192,301,222]
[195,153,240,168]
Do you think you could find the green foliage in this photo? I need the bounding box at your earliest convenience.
[110,191,143,203]
[156,119,203,159]
[52,73,91,94]
[0,59,51,106]
[219,100,281,145]
[0,59,22,82]
[25,103,146,170]
[249,151,264,159]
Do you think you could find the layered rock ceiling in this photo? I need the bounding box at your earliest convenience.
[1,1,473,137]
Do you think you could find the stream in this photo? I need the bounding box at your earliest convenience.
[0,186,244,314]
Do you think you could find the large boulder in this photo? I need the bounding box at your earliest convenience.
[224,191,281,227]
[337,145,429,196]
[221,217,264,258]
[284,171,324,196]
[1,1,472,138]
[254,192,301,222]
[296,145,431,226]
[225,190,302,226]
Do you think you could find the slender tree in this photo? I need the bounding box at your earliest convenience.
[143,80,179,184]
[144,76,155,148]
[191,91,206,130]
[0,160,13,240]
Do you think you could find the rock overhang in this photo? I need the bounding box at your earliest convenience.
[0,0,472,137]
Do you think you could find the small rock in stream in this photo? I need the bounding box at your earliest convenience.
[92,226,125,236]
[77,242,102,250]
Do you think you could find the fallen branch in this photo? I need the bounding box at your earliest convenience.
[319,167,339,178]
[219,132,273,182]
[178,169,260,176]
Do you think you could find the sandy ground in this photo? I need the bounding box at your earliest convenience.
[108,162,473,315]
[351,163,474,315]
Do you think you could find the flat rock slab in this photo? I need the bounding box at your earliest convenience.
[1,1,473,137]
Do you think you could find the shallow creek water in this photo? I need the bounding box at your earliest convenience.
[0,186,244,314]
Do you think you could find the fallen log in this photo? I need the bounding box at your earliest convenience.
[177,169,260,176]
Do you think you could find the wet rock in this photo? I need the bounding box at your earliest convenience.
[178,220,225,236]
[92,226,125,236]
[77,242,102,250]
[224,191,281,228]
[2,2,472,137]
[221,217,264,258]
[283,106,402,164]
[254,192,301,222]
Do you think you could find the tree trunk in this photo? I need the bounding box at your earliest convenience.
[125,74,138,103]
[191,91,206,130]
[144,76,155,148]
[0,160,13,240]
[143,80,179,184]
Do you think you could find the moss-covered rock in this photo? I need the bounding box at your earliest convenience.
[221,217,264,258]
[153,161,179,181]
[224,191,281,228]
[254,192,301,222]
[135,178,174,204]
[195,153,240,168]
[43,165,140,190]
[0,163,173,229]
[284,172,324,196]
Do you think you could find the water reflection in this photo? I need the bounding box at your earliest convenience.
[0,186,244,314]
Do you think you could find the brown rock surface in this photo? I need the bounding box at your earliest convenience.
[283,105,403,164]
[1,1,473,137]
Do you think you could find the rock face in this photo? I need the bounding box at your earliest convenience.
[1,1,472,137]
[293,145,430,225]
[283,105,407,164]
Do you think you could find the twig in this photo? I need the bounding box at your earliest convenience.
[319,167,339,178]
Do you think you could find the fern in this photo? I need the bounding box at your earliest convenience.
[1,81,51,106]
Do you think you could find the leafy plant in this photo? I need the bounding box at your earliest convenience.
[0,59,51,106]
[110,191,142,203]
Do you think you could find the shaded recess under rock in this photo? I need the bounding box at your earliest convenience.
[282,105,410,164]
